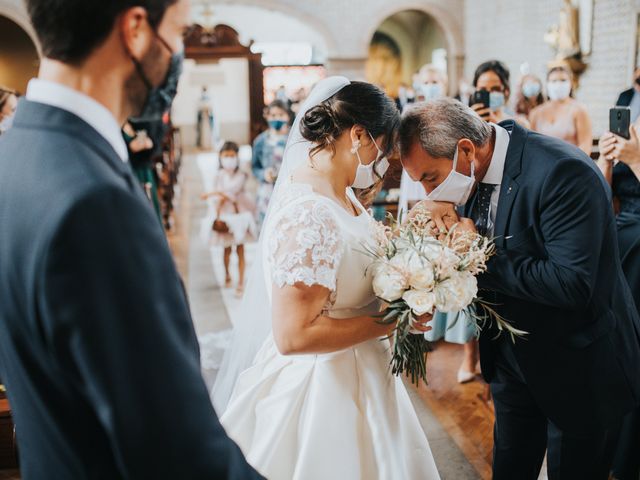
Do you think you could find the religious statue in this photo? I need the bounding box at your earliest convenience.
[544,0,587,79]
[197,86,216,150]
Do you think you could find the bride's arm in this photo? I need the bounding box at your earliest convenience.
[271,283,393,355]
[268,200,431,356]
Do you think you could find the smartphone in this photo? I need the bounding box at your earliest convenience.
[469,90,490,109]
[610,107,631,139]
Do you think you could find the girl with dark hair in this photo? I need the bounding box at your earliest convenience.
[251,99,292,229]
[513,73,546,118]
[530,64,593,155]
[215,78,440,479]
[471,59,530,128]
[202,141,255,296]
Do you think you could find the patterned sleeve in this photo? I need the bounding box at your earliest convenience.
[267,200,343,291]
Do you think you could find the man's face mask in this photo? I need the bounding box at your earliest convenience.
[426,143,476,206]
[130,27,184,120]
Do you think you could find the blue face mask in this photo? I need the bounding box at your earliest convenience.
[420,83,443,101]
[489,92,505,112]
[269,119,287,131]
[522,81,541,98]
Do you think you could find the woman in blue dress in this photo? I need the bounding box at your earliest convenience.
[251,100,291,230]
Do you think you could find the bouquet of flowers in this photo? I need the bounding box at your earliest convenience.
[366,212,526,385]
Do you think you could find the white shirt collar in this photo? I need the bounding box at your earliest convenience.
[481,123,510,185]
[26,79,128,162]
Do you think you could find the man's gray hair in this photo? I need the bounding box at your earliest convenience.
[399,97,492,158]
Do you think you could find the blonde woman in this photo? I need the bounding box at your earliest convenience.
[530,65,592,155]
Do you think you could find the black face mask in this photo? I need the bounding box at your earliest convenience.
[131,33,184,120]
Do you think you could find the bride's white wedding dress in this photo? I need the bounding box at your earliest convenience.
[219,181,440,480]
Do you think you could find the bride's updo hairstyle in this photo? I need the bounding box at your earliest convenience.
[300,81,400,164]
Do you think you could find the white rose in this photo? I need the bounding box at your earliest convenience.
[402,289,436,316]
[390,248,416,269]
[373,264,409,302]
[408,263,435,291]
[434,272,478,312]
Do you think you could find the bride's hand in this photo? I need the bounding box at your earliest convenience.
[410,312,434,334]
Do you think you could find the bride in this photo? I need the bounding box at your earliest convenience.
[212,77,441,480]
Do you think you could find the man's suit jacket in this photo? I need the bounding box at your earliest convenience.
[470,120,640,433]
[0,100,261,479]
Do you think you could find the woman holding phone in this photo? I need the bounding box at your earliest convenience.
[597,118,640,480]
[123,122,160,219]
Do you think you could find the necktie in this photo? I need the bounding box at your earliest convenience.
[470,183,497,236]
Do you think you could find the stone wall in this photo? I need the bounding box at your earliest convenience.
[465,0,637,135]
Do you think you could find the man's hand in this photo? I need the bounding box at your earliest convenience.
[454,217,478,235]
[409,200,460,233]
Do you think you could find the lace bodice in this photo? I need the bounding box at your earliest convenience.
[263,183,381,318]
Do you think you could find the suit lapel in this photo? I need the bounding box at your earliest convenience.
[492,121,526,245]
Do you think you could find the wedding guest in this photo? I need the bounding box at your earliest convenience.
[202,141,255,297]
[415,64,448,104]
[530,64,593,155]
[513,74,545,118]
[252,100,291,229]
[122,121,161,219]
[471,60,530,128]
[597,124,640,480]
[616,66,640,123]
[398,65,448,217]
[0,0,261,476]
[0,87,18,136]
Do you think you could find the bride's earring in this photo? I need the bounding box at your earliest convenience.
[350,139,361,154]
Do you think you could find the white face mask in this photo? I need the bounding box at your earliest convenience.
[426,144,476,206]
[220,156,238,171]
[547,80,571,101]
[352,132,389,189]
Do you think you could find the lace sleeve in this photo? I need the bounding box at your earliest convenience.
[267,200,343,291]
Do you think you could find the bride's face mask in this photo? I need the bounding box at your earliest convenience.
[351,131,390,189]
[426,143,476,206]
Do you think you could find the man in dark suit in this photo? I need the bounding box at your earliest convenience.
[616,66,640,124]
[400,98,640,479]
[0,1,261,478]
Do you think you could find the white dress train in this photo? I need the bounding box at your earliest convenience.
[220,183,440,480]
